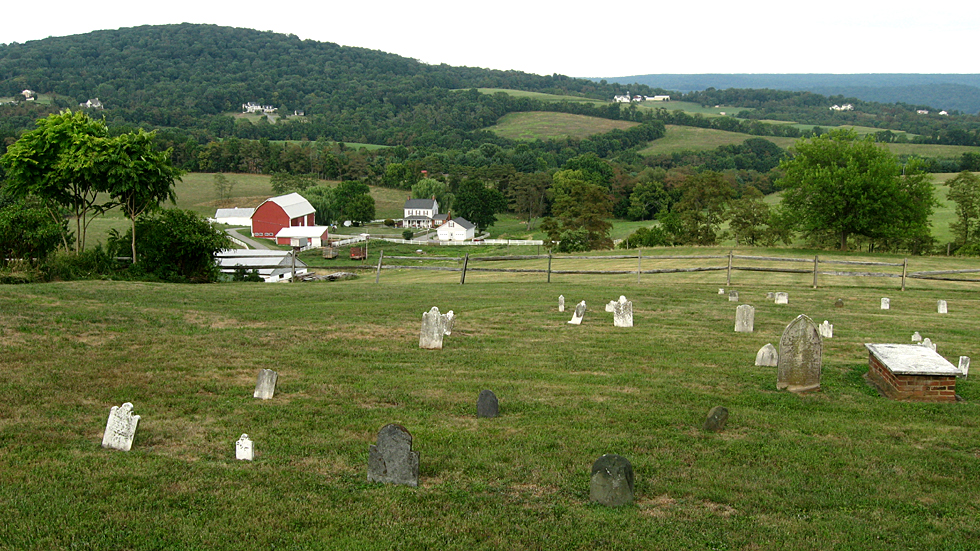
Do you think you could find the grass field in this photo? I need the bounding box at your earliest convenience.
[486,112,639,141]
[2,254,979,549]
[474,88,603,104]
[638,125,799,155]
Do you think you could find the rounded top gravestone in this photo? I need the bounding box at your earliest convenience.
[589,454,635,507]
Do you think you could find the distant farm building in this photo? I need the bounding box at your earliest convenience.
[251,193,316,240]
[216,250,308,283]
[437,217,476,241]
[243,102,278,114]
[829,104,854,111]
[212,208,255,226]
[403,198,439,229]
[274,225,330,247]
[647,95,670,101]
[80,98,103,109]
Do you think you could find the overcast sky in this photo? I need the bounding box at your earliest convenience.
[3,0,977,77]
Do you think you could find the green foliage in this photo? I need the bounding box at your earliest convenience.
[541,170,613,250]
[946,171,980,245]
[232,268,263,282]
[402,229,414,240]
[508,172,550,229]
[0,196,68,265]
[670,171,733,246]
[384,218,395,227]
[301,186,335,225]
[617,225,671,249]
[411,178,454,212]
[332,180,375,224]
[626,179,669,221]
[452,177,507,232]
[213,173,236,202]
[270,171,316,194]
[129,209,231,282]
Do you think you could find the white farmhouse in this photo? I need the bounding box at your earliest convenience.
[403,198,439,228]
[437,218,476,241]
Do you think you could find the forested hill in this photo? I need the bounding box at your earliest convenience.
[602,74,980,114]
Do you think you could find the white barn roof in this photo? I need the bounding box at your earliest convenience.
[275,226,330,239]
[255,193,315,220]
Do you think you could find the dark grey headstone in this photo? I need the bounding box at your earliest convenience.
[367,424,420,487]
[477,389,499,418]
[835,298,844,308]
[776,314,822,393]
[589,454,634,507]
[703,406,729,432]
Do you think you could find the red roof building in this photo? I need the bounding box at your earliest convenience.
[251,193,316,240]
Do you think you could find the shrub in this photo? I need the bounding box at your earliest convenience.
[384,219,395,227]
[402,229,414,240]
[130,209,231,282]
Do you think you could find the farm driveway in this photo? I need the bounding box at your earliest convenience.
[226,228,270,250]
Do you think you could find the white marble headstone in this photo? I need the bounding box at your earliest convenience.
[818,320,833,339]
[568,301,586,325]
[734,304,754,333]
[419,306,445,349]
[718,288,726,295]
[959,356,970,378]
[937,300,948,314]
[774,292,788,305]
[441,310,455,336]
[613,296,633,328]
[911,331,922,342]
[102,402,140,452]
[236,434,253,461]
[558,295,565,312]
[920,337,937,352]
[254,369,278,400]
[755,343,778,366]
[605,301,615,313]
[880,298,890,310]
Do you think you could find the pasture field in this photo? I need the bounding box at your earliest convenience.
[638,125,798,155]
[486,112,639,141]
[636,101,749,116]
[474,88,602,104]
[1,257,979,550]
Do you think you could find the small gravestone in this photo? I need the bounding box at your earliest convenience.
[613,296,633,328]
[937,300,948,314]
[777,314,822,393]
[774,292,789,305]
[558,295,565,312]
[703,406,729,432]
[367,424,420,487]
[835,298,844,308]
[755,343,778,367]
[959,356,970,378]
[589,454,634,507]
[605,301,615,313]
[236,434,253,461]
[442,310,455,336]
[568,301,586,325]
[734,304,754,333]
[881,298,890,310]
[766,292,775,300]
[253,369,278,400]
[101,402,140,452]
[818,320,833,339]
[718,288,726,295]
[911,331,922,343]
[920,337,936,352]
[476,390,499,418]
[419,306,445,349]
[728,290,739,302]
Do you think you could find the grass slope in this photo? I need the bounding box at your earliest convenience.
[486,112,639,141]
[1,264,979,549]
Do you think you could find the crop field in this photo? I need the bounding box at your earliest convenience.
[486,112,639,141]
[1,254,979,549]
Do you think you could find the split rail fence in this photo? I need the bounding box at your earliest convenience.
[369,250,980,288]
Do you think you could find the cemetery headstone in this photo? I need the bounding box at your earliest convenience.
[776,314,822,393]
[419,306,445,349]
[367,424,420,487]
[442,310,455,336]
[101,402,140,452]
[911,332,922,342]
[766,292,775,300]
[755,343,778,367]
[236,434,253,461]
[818,320,833,339]
[703,406,729,432]
[253,369,278,400]
[568,301,586,325]
[937,300,948,314]
[881,298,890,310]
[558,295,565,312]
[613,296,633,328]
[835,298,844,308]
[477,390,499,418]
[959,356,970,378]
[728,290,739,302]
[589,454,634,507]
[718,288,726,295]
[605,301,615,313]
[734,304,755,333]
[774,292,789,305]
[920,337,936,352]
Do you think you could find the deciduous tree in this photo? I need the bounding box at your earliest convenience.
[946,170,980,245]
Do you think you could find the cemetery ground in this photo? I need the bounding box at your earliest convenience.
[1,266,979,550]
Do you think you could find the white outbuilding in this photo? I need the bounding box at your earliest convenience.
[436,217,476,241]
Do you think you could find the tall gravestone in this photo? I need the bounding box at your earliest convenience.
[236,434,253,461]
[959,356,970,378]
[703,406,729,432]
[477,390,499,418]
[568,301,586,325]
[734,304,754,333]
[102,402,140,452]
[818,320,833,339]
[367,424,420,487]
[419,306,446,349]
[728,290,739,302]
[589,454,634,507]
[254,369,278,400]
[441,310,455,336]
[558,295,565,313]
[937,300,948,314]
[776,314,822,393]
[881,298,890,310]
[755,343,778,367]
[613,296,633,328]
[774,292,789,305]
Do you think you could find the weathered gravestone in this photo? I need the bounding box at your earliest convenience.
[755,343,778,367]
[102,402,140,452]
[419,306,446,349]
[911,331,922,343]
[734,304,755,333]
[441,310,455,336]
[774,292,789,305]
[818,320,833,339]
[568,301,586,325]
[937,300,948,314]
[613,296,633,328]
[253,369,278,400]
[605,301,615,313]
[728,290,739,302]
[959,357,970,378]
[835,298,844,308]
[718,288,726,295]
[589,454,634,507]
[703,406,729,432]
[477,390,499,418]
[766,292,775,300]
[558,295,565,313]
[367,424,420,487]
[920,337,937,352]
[776,314,822,393]
[881,298,890,310]
[236,434,253,461]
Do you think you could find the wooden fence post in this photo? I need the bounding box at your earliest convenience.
[901,258,908,291]
[547,252,552,283]
[726,251,733,286]
[375,250,384,284]
[460,253,469,284]
[812,255,819,289]
[637,249,642,284]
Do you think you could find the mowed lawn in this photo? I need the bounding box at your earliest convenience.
[1,263,979,549]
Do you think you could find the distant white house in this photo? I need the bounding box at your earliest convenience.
[436,217,476,241]
[939,110,949,116]
[212,208,255,226]
[830,104,854,111]
[80,98,103,109]
[646,95,671,102]
[403,198,439,228]
[243,102,278,114]
[216,249,308,283]
[917,110,930,115]
[21,89,35,99]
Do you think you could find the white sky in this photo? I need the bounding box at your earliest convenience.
[2,0,978,77]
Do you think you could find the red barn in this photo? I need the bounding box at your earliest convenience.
[251,193,316,240]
